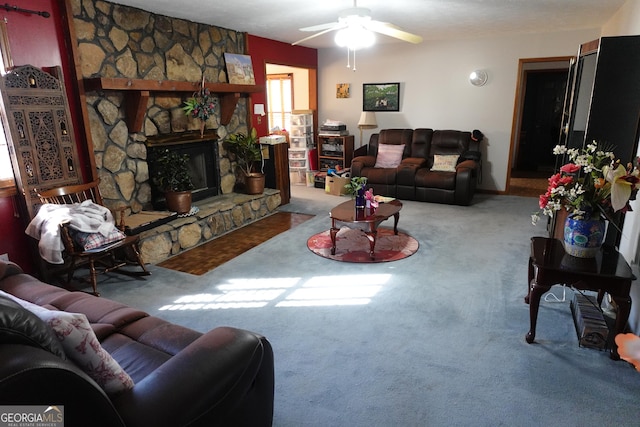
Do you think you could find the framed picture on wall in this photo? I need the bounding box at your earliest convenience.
[224,53,256,85]
[336,83,350,98]
[363,82,400,111]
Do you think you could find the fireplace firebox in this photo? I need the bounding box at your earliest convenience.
[146,132,220,210]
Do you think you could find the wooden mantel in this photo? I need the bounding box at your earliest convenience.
[83,77,264,132]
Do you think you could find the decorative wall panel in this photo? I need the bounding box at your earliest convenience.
[0,65,81,217]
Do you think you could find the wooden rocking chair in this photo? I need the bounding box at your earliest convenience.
[36,180,150,296]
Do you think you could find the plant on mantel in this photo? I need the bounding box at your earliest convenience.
[182,77,216,137]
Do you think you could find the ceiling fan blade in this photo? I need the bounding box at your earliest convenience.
[299,22,339,32]
[292,26,340,46]
[366,21,423,44]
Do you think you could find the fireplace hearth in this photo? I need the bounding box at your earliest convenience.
[146,131,221,210]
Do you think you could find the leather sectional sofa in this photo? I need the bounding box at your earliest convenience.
[0,260,274,427]
[351,129,482,205]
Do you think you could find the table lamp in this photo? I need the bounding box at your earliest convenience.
[357,111,378,146]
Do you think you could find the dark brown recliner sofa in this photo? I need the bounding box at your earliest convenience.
[0,260,274,427]
[350,128,481,205]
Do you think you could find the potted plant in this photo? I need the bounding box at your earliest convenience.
[224,127,265,194]
[152,148,195,214]
[344,176,368,207]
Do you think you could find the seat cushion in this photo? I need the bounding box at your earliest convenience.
[70,227,126,251]
[415,169,456,190]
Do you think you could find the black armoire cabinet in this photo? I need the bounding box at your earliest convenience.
[556,35,640,245]
[562,36,640,163]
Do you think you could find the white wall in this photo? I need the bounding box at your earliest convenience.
[602,0,640,333]
[318,29,599,192]
[602,0,640,36]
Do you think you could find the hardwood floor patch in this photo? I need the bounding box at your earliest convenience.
[158,211,314,275]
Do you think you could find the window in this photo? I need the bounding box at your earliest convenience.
[0,20,15,197]
[266,73,293,132]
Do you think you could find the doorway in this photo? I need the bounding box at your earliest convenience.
[508,57,572,197]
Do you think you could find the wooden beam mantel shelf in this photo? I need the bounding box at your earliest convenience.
[83,77,264,132]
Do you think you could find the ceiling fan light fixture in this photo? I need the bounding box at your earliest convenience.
[334,25,375,50]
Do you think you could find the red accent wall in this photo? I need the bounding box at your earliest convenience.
[246,35,317,137]
[0,0,79,273]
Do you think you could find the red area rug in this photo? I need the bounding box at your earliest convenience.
[307,227,419,263]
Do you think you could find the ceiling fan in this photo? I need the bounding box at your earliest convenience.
[292,1,423,48]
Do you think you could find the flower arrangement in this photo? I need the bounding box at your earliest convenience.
[344,176,368,196]
[182,87,216,121]
[531,141,640,225]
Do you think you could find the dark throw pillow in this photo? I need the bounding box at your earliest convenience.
[0,294,66,359]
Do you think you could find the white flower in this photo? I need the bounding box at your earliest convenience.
[531,213,540,225]
[567,148,579,160]
[604,163,636,211]
[553,145,567,155]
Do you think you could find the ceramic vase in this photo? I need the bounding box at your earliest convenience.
[563,214,605,258]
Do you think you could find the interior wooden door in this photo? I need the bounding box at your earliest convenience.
[0,64,82,218]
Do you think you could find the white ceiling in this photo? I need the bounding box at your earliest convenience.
[112,0,625,49]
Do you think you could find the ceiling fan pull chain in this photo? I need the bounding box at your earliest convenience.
[346,47,351,69]
[352,49,357,71]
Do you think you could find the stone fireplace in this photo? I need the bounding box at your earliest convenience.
[72,1,250,214]
[68,1,282,264]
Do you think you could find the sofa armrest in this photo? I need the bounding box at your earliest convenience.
[351,155,377,176]
[0,260,23,281]
[454,160,478,205]
[113,326,274,427]
[0,345,125,427]
[456,159,477,171]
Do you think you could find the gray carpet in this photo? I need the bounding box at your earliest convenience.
[96,187,640,426]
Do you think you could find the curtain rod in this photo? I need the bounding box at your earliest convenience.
[0,3,50,18]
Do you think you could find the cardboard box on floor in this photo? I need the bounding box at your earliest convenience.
[326,176,350,196]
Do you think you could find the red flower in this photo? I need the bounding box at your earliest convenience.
[559,176,573,186]
[560,163,580,174]
[539,194,549,209]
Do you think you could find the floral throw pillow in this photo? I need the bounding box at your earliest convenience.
[374,144,405,168]
[2,292,134,395]
[431,154,460,172]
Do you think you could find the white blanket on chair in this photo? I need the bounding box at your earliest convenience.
[25,200,117,265]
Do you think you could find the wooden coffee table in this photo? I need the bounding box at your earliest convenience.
[329,199,403,259]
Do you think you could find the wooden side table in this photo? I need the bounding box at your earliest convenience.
[525,237,636,359]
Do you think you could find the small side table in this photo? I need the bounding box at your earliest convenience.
[525,237,636,359]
